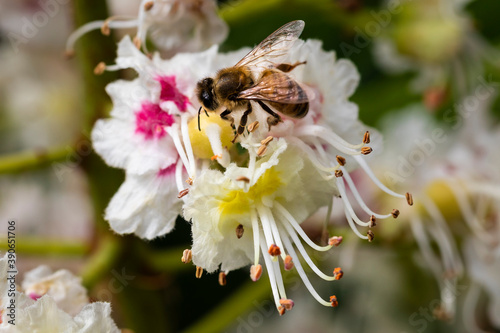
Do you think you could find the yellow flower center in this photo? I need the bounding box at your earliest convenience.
[188,111,234,159]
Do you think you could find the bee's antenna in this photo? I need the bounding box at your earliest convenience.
[198,106,202,131]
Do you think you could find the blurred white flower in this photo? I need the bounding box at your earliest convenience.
[67,0,228,56]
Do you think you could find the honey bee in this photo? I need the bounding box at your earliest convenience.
[196,20,309,135]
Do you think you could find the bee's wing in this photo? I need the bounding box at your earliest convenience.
[235,20,305,70]
[237,71,308,104]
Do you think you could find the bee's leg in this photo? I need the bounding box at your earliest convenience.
[237,103,253,135]
[257,101,282,131]
[275,61,307,73]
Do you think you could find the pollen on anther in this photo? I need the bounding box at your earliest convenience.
[268,244,281,257]
[336,155,346,166]
[361,147,373,155]
[335,170,343,178]
[284,255,294,270]
[181,249,192,264]
[330,295,339,307]
[219,272,227,286]
[100,22,110,36]
[329,236,343,247]
[133,36,142,49]
[279,299,295,311]
[94,62,106,75]
[257,145,267,156]
[250,264,262,281]
[144,1,154,10]
[235,176,250,183]
[278,306,286,316]
[391,209,400,218]
[369,215,377,227]
[211,154,222,161]
[186,177,194,185]
[363,131,371,144]
[247,121,260,132]
[367,230,375,242]
[333,267,344,280]
[260,136,274,146]
[406,192,414,206]
[195,266,203,279]
[236,224,244,239]
[178,188,189,198]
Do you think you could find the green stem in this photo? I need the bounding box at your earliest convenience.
[0,237,89,256]
[0,146,69,174]
[182,280,272,333]
[80,236,122,289]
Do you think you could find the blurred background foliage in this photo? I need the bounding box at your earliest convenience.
[0,0,499,332]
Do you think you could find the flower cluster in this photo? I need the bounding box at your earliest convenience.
[89,19,410,314]
[0,253,120,332]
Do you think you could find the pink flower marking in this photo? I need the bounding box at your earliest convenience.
[157,76,190,112]
[135,102,174,140]
[29,292,42,301]
[157,163,177,178]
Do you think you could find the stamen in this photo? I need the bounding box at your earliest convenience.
[268,244,281,257]
[167,125,191,177]
[247,121,260,132]
[260,205,287,260]
[144,1,154,10]
[93,62,106,75]
[261,136,274,146]
[337,180,370,227]
[330,295,339,307]
[177,188,189,198]
[257,145,267,156]
[287,137,339,173]
[335,170,343,178]
[205,123,229,167]
[369,215,376,227]
[406,192,414,206]
[367,230,374,242]
[236,224,244,239]
[219,272,227,286]
[181,249,192,263]
[250,264,263,282]
[133,35,142,50]
[363,131,370,144]
[211,154,221,161]
[260,240,283,309]
[235,176,250,183]
[275,202,333,251]
[195,266,203,279]
[181,115,196,177]
[336,155,346,166]
[328,236,343,247]
[278,306,286,316]
[343,206,369,240]
[281,235,333,307]
[186,177,194,186]
[279,299,294,311]
[296,125,364,151]
[284,255,294,271]
[353,155,406,199]
[391,209,400,218]
[101,22,111,36]
[361,147,373,155]
[250,209,260,266]
[333,267,344,280]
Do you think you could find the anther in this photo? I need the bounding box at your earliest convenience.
[369,215,376,227]
[195,266,203,279]
[64,50,75,59]
[278,306,286,316]
[330,295,339,307]
[260,136,273,146]
[211,154,222,161]
[363,131,371,144]
[133,36,142,49]
[367,230,375,242]
[268,244,281,257]
[247,121,260,132]
[361,147,373,155]
[100,22,110,36]
[181,249,192,263]
[336,155,346,166]
[279,299,294,311]
[93,62,106,75]
[236,224,244,239]
[235,176,250,183]
[144,1,154,10]
[284,255,294,271]
[257,145,267,156]
[178,188,189,198]
[186,177,194,185]
[328,236,343,247]
[218,272,227,286]
[406,192,413,206]
[250,264,262,281]
[391,209,400,218]
[333,267,344,280]
[335,170,343,178]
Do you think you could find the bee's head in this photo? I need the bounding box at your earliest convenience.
[196,77,219,111]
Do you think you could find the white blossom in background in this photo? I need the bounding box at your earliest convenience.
[0,254,121,332]
[369,94,500,329]
[372,0,499,102]
[67,0,228,56]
